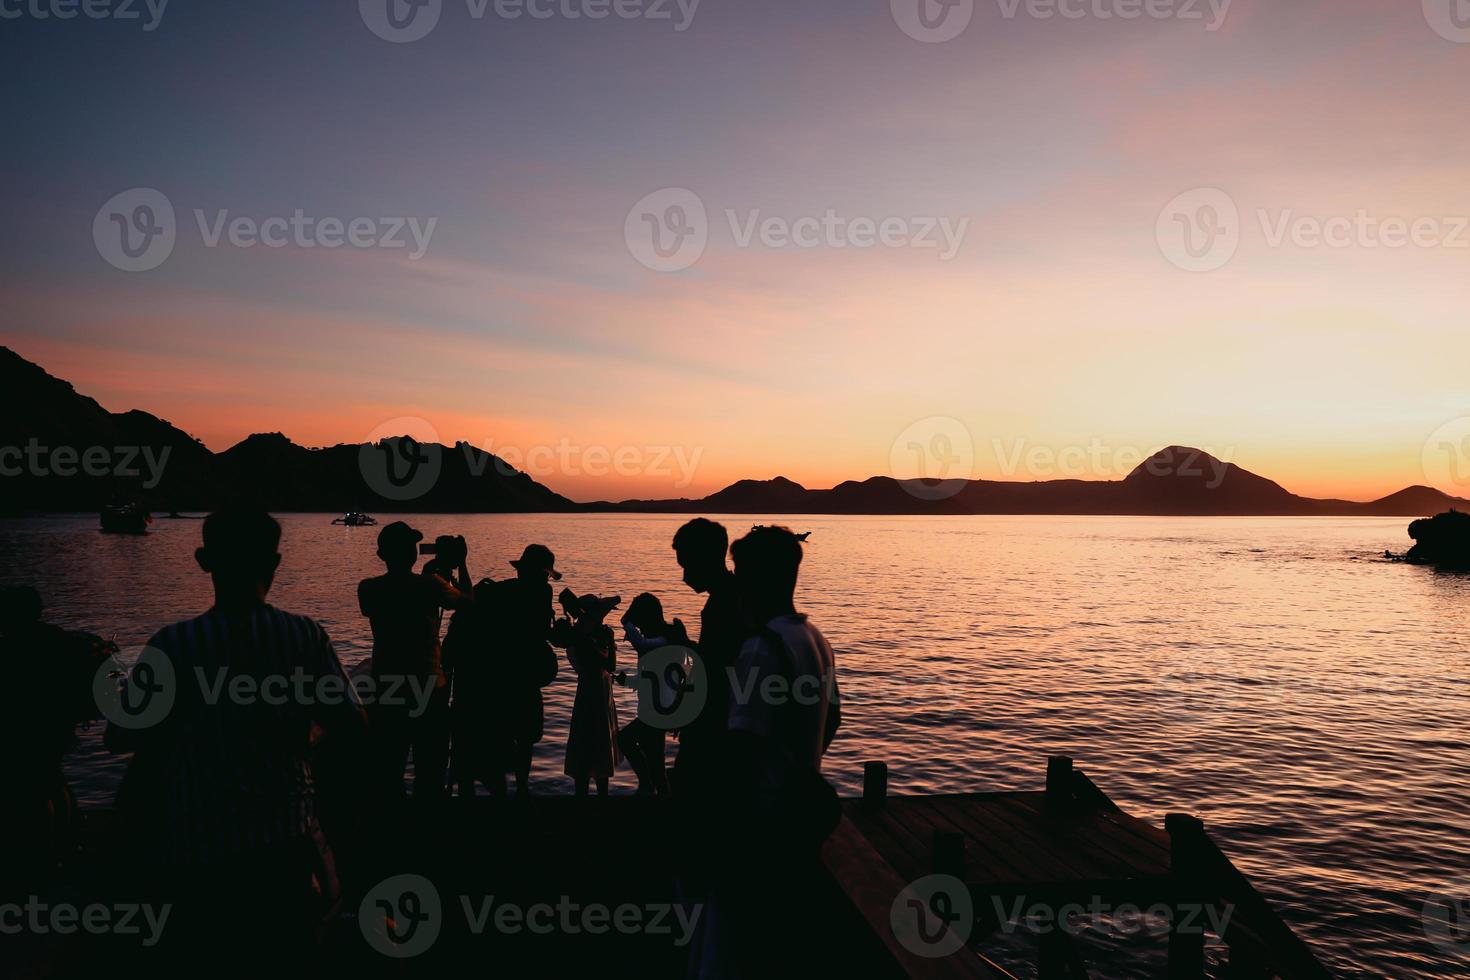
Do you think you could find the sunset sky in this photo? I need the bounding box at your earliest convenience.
[3,0,1469,502]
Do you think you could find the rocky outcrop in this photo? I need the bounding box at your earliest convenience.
[1404,510,1470,570]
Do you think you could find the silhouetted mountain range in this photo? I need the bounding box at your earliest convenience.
[0,347,573,514]
[2,346,1464,517]
[596,453,1470,516]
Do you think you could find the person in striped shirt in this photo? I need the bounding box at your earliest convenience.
[105,508,367,957]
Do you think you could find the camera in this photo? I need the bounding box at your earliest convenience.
[419,534,468,565]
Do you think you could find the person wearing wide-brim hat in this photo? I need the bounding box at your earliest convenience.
[510,544,561,581]
[561,592,623,797]
[484,544,564,796]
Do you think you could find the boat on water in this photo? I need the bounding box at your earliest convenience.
[332,511,378,527]
[100,503,152,535]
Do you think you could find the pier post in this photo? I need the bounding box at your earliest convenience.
[1166,813,1208,980]
[1045,756,1074,810]
[863,761,888,810]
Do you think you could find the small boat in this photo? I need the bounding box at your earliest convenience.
[332,512,378,527]
[100,503,152,535]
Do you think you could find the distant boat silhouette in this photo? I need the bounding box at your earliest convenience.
[100,503,151,534]
[332,512,378,526]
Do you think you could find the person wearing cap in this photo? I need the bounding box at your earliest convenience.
[484,544,563,796]
[559,590,623,797]
[357,521,472,800]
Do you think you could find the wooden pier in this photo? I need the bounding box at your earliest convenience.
[23,757,1332,978]
[825,756,1332,978]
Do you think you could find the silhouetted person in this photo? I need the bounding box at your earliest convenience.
[488,544,563,795]
[692,525,842,978]
[617,592,681,796]
[358,521,470,800]
[561,591,622,797]
[0,586,111,893]
[444,573,507,798]
[104,508,367,961]
[669,518,745,798]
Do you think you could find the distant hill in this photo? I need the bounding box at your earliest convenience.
[0,347,573,514]
[3,346,1465,517]
[596,446,1470,517]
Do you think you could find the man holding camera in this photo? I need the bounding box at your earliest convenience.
[358,521,472,800]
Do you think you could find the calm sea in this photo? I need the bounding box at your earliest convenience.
[1,513,1466,977]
